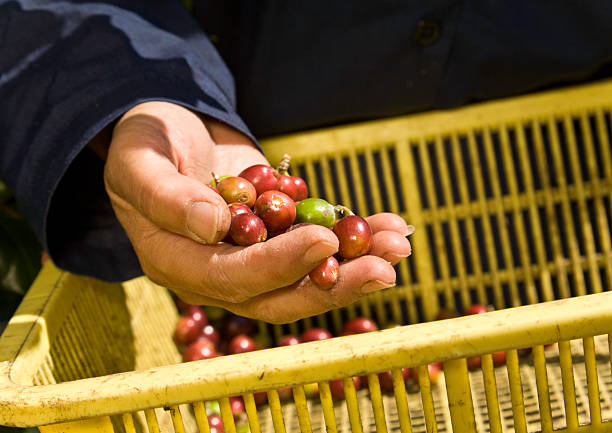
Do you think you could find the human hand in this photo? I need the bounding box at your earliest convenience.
[103,101,412,323]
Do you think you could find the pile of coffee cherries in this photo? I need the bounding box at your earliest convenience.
[209,154,374,289]
[173,301,442,432]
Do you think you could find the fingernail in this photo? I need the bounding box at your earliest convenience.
[187,202,220,243]
[360,280,396,293]
[385,253,411,264]
[405,225,415,236]
[304,242,338,264]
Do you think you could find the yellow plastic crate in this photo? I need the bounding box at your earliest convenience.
[2,79,612,433]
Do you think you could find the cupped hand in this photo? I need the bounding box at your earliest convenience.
[103,101,412,323]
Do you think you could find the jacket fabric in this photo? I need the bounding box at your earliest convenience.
[1,0,611,281]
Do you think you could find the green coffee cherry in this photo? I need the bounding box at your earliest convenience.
[295,198,336,228]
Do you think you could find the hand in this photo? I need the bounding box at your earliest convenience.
[103,101,412,323]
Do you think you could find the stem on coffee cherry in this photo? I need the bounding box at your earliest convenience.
[334,204,354,220]
[211,172,221,187]
[277,153,291,175]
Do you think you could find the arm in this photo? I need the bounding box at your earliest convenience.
[1,1,411,323]
[0,0,251,281]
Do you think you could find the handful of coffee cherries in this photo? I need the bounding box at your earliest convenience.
[210,154,374,290]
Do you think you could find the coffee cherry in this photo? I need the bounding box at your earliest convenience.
[411,363,442,385]
[238,164,280,197]
[465,304,489,315]
[229,396,245,416]
[278,335,301,346]
[492,351,507,366]
[186,305,208,329]
[228,334,256,354]
[275,154,309,201]
[253,392,268,406]
[208,414,224,433]
[183,340,217,362]
[329,376,362,400]
[333,215,373,259]
[467,356,481,370]
[295,198,336,228]
[217,176,257,207]
[378,368,411,393]
[277,174,298,200]
[228,203,252,218]
[277,175,308,201]
[254,190,296,234]
[277,387,293,402]
[174,316,204,346]
[309,256,339,289]
[229,213,267,246]
[343,317,378,335]
[467,352,506,369]
[197,324,220,346]
[291,176,308,201]
[300,328,332,342]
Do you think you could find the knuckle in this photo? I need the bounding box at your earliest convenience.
[224,291,252,304]
[142,264,169,288]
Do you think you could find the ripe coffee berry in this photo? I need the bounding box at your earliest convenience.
[289,176,308,201]
[217,176,257,207]
[229,213,267,246]
[275,153,308,201]
[238,164,279,197]
[227,203,252,217]
[254,190,296,234]
[174,316,204,346]
[300,328,332,342]
[278,334,301,346]
[309,256,339,289]
[343,317,378,335]
[465,304,489,315]
[277,174,308,201]
[378,368,411,393]
[182,340,217,362]
[228,334,256,354]
[197,324,220,346]
[333,215,373,259]
[229,396,245,416]
[207,414,224,433]
[329,376,362,400]
[186,305,207,329]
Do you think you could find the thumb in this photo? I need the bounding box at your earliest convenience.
[105,131,231,245]
[108,160,231,244]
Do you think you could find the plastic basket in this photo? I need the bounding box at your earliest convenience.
[2,79,612,433]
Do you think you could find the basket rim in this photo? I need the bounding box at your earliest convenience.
[261,78,612,163]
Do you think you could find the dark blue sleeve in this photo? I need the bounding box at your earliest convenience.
[0,0,256,281]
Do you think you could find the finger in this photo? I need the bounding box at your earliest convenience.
[218,255,396,324]
[134,224,339,303]
[106,130,231,244]
[369,231,412,264]
[365,213,413,236]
